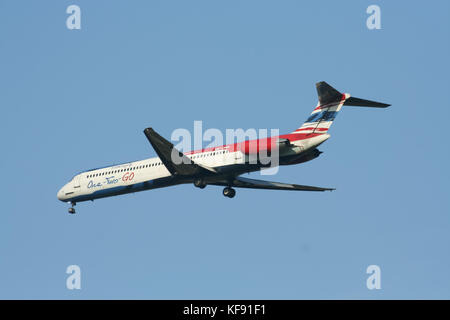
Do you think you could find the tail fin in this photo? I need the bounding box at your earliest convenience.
[292,81,390,134]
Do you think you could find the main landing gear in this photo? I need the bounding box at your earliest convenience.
[223,187,236,198]
[194,179,206,189]
[68,202,76,214]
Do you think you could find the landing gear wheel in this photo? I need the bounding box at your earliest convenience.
[223,187,236,198]
[68,202,76,214]
[194,179,206,189]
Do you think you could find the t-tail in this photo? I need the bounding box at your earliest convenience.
[292,81,390,134]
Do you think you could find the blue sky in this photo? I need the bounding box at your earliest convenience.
[0,0,449,299]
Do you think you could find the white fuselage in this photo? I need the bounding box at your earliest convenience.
[57,134,329,203]
[58,148,243,202]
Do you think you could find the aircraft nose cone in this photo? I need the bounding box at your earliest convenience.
[57,188,65,201]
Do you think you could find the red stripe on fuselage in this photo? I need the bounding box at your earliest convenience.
[184,132,325,155]
[295,127,328,132]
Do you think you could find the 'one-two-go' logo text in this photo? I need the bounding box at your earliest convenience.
[122,172,135,182]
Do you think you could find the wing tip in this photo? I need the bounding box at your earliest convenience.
[143,127,154,134]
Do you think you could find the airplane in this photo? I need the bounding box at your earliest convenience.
[57,82,390,214]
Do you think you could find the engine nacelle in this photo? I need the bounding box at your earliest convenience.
[281,148,322,165]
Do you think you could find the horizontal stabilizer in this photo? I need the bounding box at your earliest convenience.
[344,97,390,108]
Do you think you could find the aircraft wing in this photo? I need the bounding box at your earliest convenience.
[210,176,335,192]
[143,127,216,176]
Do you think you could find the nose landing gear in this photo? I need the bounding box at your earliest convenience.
[68,202,76,214]
[223,187,236,198]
